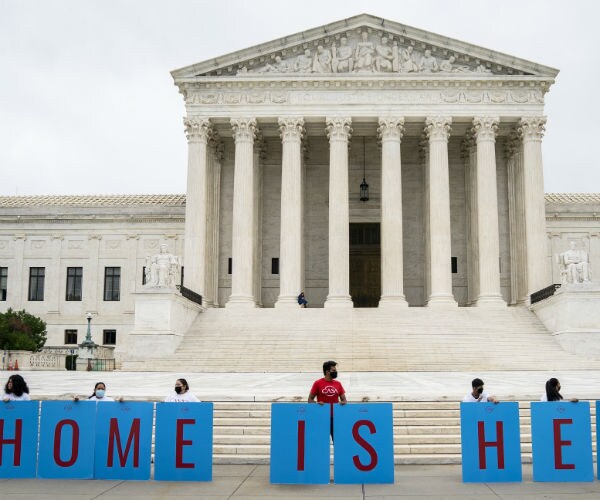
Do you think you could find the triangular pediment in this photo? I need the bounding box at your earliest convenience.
[171,14,558,80]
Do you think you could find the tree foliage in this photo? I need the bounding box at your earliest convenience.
[0,308,47,351]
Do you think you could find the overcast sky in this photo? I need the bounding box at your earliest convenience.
[1,0,598,196]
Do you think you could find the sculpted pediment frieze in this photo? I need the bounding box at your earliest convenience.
[172,14,558,81]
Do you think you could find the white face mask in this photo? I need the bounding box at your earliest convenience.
[95,389,105,398]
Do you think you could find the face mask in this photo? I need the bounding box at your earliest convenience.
[175,386,183,394]
[330,371,338,379]
[476,387,484,395]
[95,389,105,398]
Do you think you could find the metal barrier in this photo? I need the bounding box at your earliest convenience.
[530,284,561,304]
[177,284,203,306]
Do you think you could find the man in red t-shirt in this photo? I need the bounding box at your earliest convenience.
[308,360,347,440]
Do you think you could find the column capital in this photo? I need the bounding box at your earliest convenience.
[183,117,213,144]
[377,117,405,141]
[278,117,305,142]
[425,116,452,142]
[472,116,499,142]
[518,116,546,142]
[325,116,352,141]
[231,117,258,144]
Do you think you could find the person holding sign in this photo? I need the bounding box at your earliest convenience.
[308,360,346,440]
[165,378,200,402]
[463,378,498,403]
[2,374,31,401]
[74,381,123,402]
[541,377,578,402]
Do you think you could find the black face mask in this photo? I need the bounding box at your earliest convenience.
[476,387,484,395]
[175,386,183,394]
[330,371,338,379]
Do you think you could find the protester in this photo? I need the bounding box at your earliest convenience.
[308,360,346,440]
[541,377,578,402]
[462,377,498,403]
[3,374,31,402]
[297,291,308,308]
[165,378,200,402]
[74,381,123,402]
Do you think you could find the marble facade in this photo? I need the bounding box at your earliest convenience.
[1,15,600,366]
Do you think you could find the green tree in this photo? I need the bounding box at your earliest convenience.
[0,308,47,351]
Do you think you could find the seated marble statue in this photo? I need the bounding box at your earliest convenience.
[419,49,439,72]
[559,241,591,284]
[331,37,354,73]
[294,49,313,73]
[354,31,375,72]
[145,243,181,288]
[374,37,395,72]
[312,45,332,73]
[265,55,291,73]
[400,45,419,73]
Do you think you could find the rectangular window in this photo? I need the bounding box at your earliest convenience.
[28,267,45,301]
[0,267,7,301]
[451,257,458,274]
[271,257,279,275]
[103,329,116,345]
[66,267,83,301]
[64,329,78,344]
[228,258,232,275]
[103,267,121,301]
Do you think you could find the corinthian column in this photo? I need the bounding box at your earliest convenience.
[226,117,258,308]
[324,117,353,308]
[519,116,550,298]
[425,116,457,306]
[275,117,305,308]
[183,117,212,297]
[378,117,408,307]
[472,116,505,306]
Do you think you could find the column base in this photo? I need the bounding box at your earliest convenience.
[378,295,408,308]
[324,295,353,308]
[427,294,457,307]
[275,296,301,308]
[225,295,257,308]
[474,294,506,308]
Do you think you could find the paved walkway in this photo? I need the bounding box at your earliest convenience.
[8,369,600,402]
[1,465,600,499]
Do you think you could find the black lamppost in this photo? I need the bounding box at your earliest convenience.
[359,136,369,202]
[80,312,96,371]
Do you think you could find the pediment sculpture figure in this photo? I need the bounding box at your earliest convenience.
[558,241,592,285]
[374,36,396,72]
[294,49,313,73]
[331,37,354,73]
[420,49,439,73]
[440,56,471,73]
[354,31,375,72]
[144,243,181,288]
[312,45,332,73]
[400,45,419,73]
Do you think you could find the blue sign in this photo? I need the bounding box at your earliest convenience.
[0,401,39,478]
[597,401,600,479]
[270,403,330,484]
[37,401,96,479]
[460,402,522,482]
[94,402,153,480]
[154,403,213,481]
[333,403,394,484]
[531,401,593,482]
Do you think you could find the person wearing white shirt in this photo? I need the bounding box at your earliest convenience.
[3,374,31,402]
[74,381,123,402]
[462,377,498,403]
[541,377,578,403]
[165,378,200,403]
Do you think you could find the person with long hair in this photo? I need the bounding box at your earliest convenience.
[3,374,31,401]
[541,378,578,402]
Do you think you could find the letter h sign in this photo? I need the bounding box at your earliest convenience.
[460,402,522,482]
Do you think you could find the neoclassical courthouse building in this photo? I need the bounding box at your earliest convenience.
[1,15,599,369]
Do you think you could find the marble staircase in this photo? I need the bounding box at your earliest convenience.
[211,400,597,464]
[122,305,600,372]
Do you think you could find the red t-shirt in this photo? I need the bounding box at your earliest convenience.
[310,378,345,407]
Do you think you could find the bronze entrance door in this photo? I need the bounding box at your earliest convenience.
[349,223,381,307]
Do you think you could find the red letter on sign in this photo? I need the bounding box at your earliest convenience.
[53,419,80,467]
[352,420,378,472]
[175,419,195,469]
[297,420,305,471]
[477,421,505,470]
[553,418,575,470]
[107,418,141,467]
[0,419,23,466]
